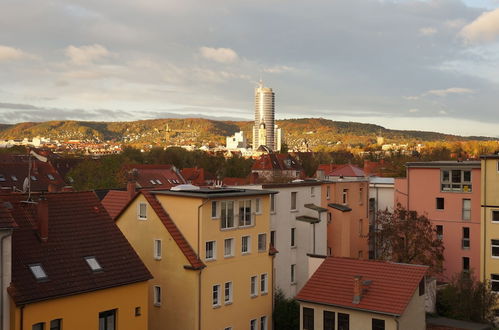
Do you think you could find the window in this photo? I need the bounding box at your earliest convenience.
[11,175,17,181]
[47,174,55,180]
[441,169,472,192]
[260,316,268,330]
[224,281,233,304]
[436,225,443,240]
[224,328,232,330]
[492,274,499,292]
[311,186,315,197]
[270,231,276,247]
[323,311,335,330]
[463,257,470,272]
[270,194,276,213]
[242,236,251,254]
[436,197,444,210]
[224,238,234,257]
[419,278,425,296]
[212,284,221,307]
[338,313,350,330]
[154,239,162,260]
[342,189,348,205]
[211,201,218,219]
[372,318,385,330]
[32,323,44,330]
[462,199,471,221]
[303,307,314,330]
[135,307,141,316]
[492,210,499,223]
[85,256,103,272]
[138,202,147,220]
[206,241,216,260]
[250,276,257,296]
[291,264,296,283]
[50,319,61,330]
[31,175,37,181]
[255,198,261,214]
[291,228,296,247]
[260,273,268,294]
[99,309,116,330]
[326,186,330,199]
[250,319,257,330]
[492,239,499,258]
[291,192,297,210]
[0,174,5,182]
[327,212,332,224]
[29,264,48,281]
[359,187,363,205]
[238,200,252,226]
[153,286,162,306]
[462,228,470,249]
[150,179,156,185]
[221,201,235,229]
[258,233,267,252]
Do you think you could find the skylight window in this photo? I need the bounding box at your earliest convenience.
[156,179,162,184]
[85,256,103,272]
[29,264,48,280]
[31,176,37,181]
[150,180,156,185]
[0,174,5,182]
[47,174,55,180]
[11,175,17,181]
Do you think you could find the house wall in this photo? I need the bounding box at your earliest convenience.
[369,182,394,213]
[10,282,148,330]
[1,232,11,330]
[481,158,499,283]
[398,290,426,330]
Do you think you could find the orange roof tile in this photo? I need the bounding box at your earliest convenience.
[102,190,133,219]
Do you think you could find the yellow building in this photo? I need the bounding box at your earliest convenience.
[3,192,151,330]
[115,186,276,330]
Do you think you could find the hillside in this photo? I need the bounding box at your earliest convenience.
[0,118,495,149]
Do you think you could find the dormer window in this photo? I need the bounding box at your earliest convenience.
[156,179,162,184]
[0,174,5,182]
[47,174,55,180]
[29,264,48,281]
[84,256,103,272]
[11,175,17,181]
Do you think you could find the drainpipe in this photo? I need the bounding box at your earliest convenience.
[0,230,13,330]
[20,305,24,330]
[483,161,487,282]
[197,199,209,330]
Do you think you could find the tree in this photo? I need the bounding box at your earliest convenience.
[372,205,444,276]
[273,289,299,330]
[437,271,498,324]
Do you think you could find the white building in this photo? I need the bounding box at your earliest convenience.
[252,81,283,152]
[226,131,247,150]
[368,177,395,260]
[234,181,327,298]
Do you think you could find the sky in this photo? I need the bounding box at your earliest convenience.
[1,0,499,137]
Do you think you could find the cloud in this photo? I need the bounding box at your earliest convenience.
[460,8,499,43]
[263,65,296,73]
[0,45,30,61]
[419,27,437,36]
[199,47,239,63]
[408,108,419,113]
[64,44,111,65]
[425,87,475,97]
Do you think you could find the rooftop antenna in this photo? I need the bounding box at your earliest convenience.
[24,149,48,201]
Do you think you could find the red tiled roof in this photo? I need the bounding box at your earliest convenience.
[252,154,303,172]
[181,167,215,185]
[319,163,365,177]
[222,177,250,186]
[3,192,152,305]
[296,257,427,316]
[125,164,185,189]
[142,191,205,270]
[0,161,67,192]
[0,202,16,229]
[102,190,134,219]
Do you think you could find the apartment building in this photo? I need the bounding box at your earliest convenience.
[395,161,481,281]
[322,179,370,259]
[0,203,15,330]
[234,181,327,298]
[115,186,275,330]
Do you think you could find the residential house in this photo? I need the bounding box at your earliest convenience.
[124,164,186,189]
[315,164,365,181]
[395,161,481,281]
[181,167,217,186]
[3,191,152,330]
[115,186,275,330]
[252,153,305,182]
[0,203,15,330]
[296,257,427,330]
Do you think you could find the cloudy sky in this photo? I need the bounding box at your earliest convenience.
[1,0,499,136]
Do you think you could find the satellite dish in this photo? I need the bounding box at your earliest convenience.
[22,177,29,193]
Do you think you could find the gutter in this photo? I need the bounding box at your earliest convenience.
[197,199,209,330]
[295,298,402,318]
[0,230,13,330]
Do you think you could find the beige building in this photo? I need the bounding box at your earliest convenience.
[115,186,276,330]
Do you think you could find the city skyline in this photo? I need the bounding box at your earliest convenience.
[1,0,499,137]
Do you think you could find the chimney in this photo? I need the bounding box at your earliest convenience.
[127,180,136,200]
[37,195,49,243]
[48,183,59,193]
[352,275,362,304]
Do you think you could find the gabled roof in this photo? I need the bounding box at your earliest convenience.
[102,190,134,219]
[0,160,67,192]
[124,164,186,189]
[296,257,427,316]
[181,167,215,185]
[3,192,152,305]
[252,153,303,172]
[327,164,365,177]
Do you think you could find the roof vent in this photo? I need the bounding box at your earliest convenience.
[171,184,201,191]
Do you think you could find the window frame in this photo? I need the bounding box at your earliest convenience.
[153,285,162,306]
[238,200,253,227]
[32,323,45,330]
[491,239,499,259]
[212,284,221,307]
[99,309,116,330]
[221,200,235,229]
[250,319,257,330]
[291,264,296,284]
[462,227,470,249]
[205,241,217,261]
[211,201,219,219]
[338,312,350,330]
[224,238,235,258]
[291,192,298,211]
[342,189,348,205]
[241,235,251,254]
[492,210,499,223]
[260,315,268,330]
[436,225,443,240]
[302,307,314,330]
[224,281,233,304]
[250,275,258,297]
[260,273,268,294]
[462,199,471,221]
[137,202,147,220]
[291,228,296,248]
[372,318,385,330]
[323,310,335,330]
[258,233,267,252]
[255,198,261,214]
[436,197,445,210]
[440,169,472,193]
[270,194,276,213]
[49,319,62,330]
[154,239,162,260]
[491,274,499,292]
[463,256,470,272]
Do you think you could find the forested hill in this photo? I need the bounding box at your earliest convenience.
[0,118,495,147]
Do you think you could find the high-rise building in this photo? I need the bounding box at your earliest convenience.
[253,81,282,151]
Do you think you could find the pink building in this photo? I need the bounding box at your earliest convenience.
[395,161,481,281]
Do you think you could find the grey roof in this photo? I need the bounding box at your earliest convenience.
[304,203,328,213]
[152,187,277,198]
[296,215,321,224]
[369,177,395,185]
[328,203,352,212]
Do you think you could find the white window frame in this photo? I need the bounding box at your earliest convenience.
[211,201,219,219]
[462,199,471,221]
[255,198,261,214]
[206,241,217,261]
[153,285,162,306]
[224,238,235,258]
[492,210,499,223]
[154,239,162,260]
[221,201,235,229]
[462,227,470,249]
[238,200,253,227]
[258,233,267,252]
[250,275,258,297]
[260,273,268,294]
[138,202,147,220]
[492,239,499,259]
[224,281,233,304]
[212,284,221,307]
[260,316,268,330]
[242,235,251,254]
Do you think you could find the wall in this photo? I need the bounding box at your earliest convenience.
[10,282,148,330]
[1,232,11,330]
[398,290,426,330]
[481,158,499,282]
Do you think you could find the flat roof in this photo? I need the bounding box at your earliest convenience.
[369,177,395,185]
[406,161,480,169]
[151,188,277,198]
[481,154,499,159]
[262,180,322,188]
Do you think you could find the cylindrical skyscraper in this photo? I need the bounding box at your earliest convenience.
[253,81,275,151]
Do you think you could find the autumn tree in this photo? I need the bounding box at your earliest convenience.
[372,205,444,276]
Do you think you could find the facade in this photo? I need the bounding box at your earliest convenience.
[226,131,247,150]
[0,204,15,330]
[3,192,151,330]
[296,257,427,330]
[321,179,370,259]
[368,177,395,259]
[252,81,281,152]
[395,161,481,281]
[115,187,275,330]
[234,182,327,298]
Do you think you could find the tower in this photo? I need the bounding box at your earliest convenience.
[253,80,276,151]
